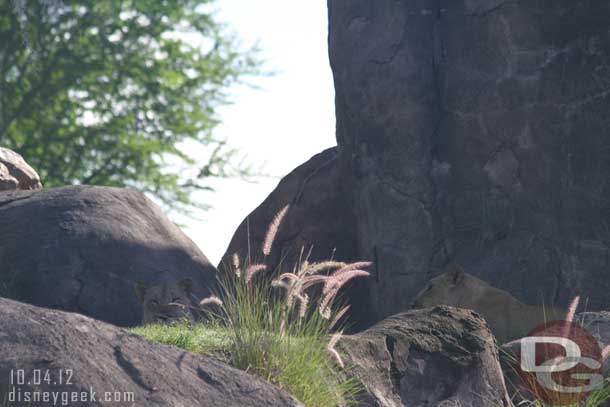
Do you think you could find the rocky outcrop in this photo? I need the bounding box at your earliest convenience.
[328,0,610,326]
[0,298,303,407]
[223,1,610,329]
[219,148,375,329]
[0,185,217,326]
[0,147,42,191]
[339,306,513,407]
[221,148,356,269]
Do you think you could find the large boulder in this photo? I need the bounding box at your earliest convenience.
[0,147,42,191]
[328,0,610,323]
[224,1,610,329]
[0,185,217,326]
[339,306,513,407]
[221,147,357,269]
[327,0,610,325]
[219,148,375,329]
[0,298,303,407]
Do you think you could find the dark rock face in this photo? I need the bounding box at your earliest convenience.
[0,298,303,407]
[222,148,356,269]
[219,148,376,326]
[328,0,610,325]
[223,1,610,329]
[340,306,513,407]
[0,186,217,327]
[220,148,380,330]
[0,147,42,191]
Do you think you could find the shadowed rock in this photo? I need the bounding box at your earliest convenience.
[0,297,303,407]
[223,1,610,330]
[0,185,217,326]
[340,306,513,407]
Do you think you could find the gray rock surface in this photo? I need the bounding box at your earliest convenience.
[0,147,42,191]
[340,306,513,407]
[223,1,610,330]
[221,148,356,271]
[0,185,217,326]
[328,0,610,326]
[219,148,374,330]
[0,297,303,407]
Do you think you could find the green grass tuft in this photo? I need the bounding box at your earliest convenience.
[216,271,361,407]
[130,320,230,359]
[131,206,367,407]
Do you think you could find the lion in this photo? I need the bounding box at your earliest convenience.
[411,264,565,343]
[134,278,197,325]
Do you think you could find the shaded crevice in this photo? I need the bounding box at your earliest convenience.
[465,1,517,18]
[374,245,380,283]
[385,335,403,396]
[550,246,564,306]
[196,367,223,388]
[379,176,429,209]
[0,193,33,208]
[292,150,338,205]
[371,23,406,66]
[113,345,154,392]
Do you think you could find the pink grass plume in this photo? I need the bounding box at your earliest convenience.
[327,331,345,368]
[564,296,580,323]
[262,205,290,256]
[245,264,266,283]
[200,295,223,307]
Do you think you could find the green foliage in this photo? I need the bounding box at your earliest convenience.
[130,319,230,358]
[133,268,363,407]
[133,206,368,406]
[512,380,610,407]
[0,0,260,210]
[215,269,362,407]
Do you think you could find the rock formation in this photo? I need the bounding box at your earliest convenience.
[0,147,42,191]
[340,306,513,407]
[222,1,610,329]
[0,298,302,407]
[0,185,217,326]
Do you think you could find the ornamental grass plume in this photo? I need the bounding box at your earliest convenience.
[330,305,351,331]
[232,253,240,271]
[560,295,580,340]
[200,295,223,307]
[603,344,610,361]
[327,331,345,368]
[565,296,580,324]
[262,204,290,256]
[196,204,371,407]
[245,264,266,283]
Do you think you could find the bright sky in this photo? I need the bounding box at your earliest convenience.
[179,0,336,265]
